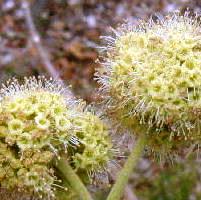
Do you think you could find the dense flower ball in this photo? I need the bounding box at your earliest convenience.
[0,77,74,199]
[72,111,113,174]
[0,77,114,198]
[97,12,201,157]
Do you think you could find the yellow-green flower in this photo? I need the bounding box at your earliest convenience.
[97,11,201,158]
[8,119,24,135]
[72,112,113,174]
[35,114,50,130]
[0,77,73,198]
[0,76,114,197]
[55,115,71,132]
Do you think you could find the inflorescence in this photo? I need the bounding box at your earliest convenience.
[96,11,201,158]
[0,76,113,199]
[72,111,113,175]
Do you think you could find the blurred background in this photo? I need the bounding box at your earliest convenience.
[1,1,201,199]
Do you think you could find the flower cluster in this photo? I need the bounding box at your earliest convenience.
[72,112,113,174]
[0,77,73,199]
[0,77,113,199]
[1,92,72,150]
[97,11,201,157]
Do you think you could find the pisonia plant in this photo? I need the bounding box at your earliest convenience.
[96,11,201,200]
[0,76,114,200]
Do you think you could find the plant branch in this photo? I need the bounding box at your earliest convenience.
[21,0,74,99]
[55,158,93,200]
[107,134,146,200]
[109,158,139,200]
[21,0,60,79]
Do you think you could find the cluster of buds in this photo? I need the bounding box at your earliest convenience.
[97,11,201,158]
[0,77,113,199]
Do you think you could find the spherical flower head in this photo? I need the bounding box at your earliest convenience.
[0,76,115,195]
[97,11,201,157]
[71,110,114,177]
[0,76,74,198]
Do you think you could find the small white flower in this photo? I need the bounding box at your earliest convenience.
[55,116,71,132]
[35,114,50,130]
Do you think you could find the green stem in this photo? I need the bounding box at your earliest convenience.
[55,158,93,200]
[107,134,146,200]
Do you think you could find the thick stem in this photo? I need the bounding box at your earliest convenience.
[107,135,146,200]
[55,158,93,200]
